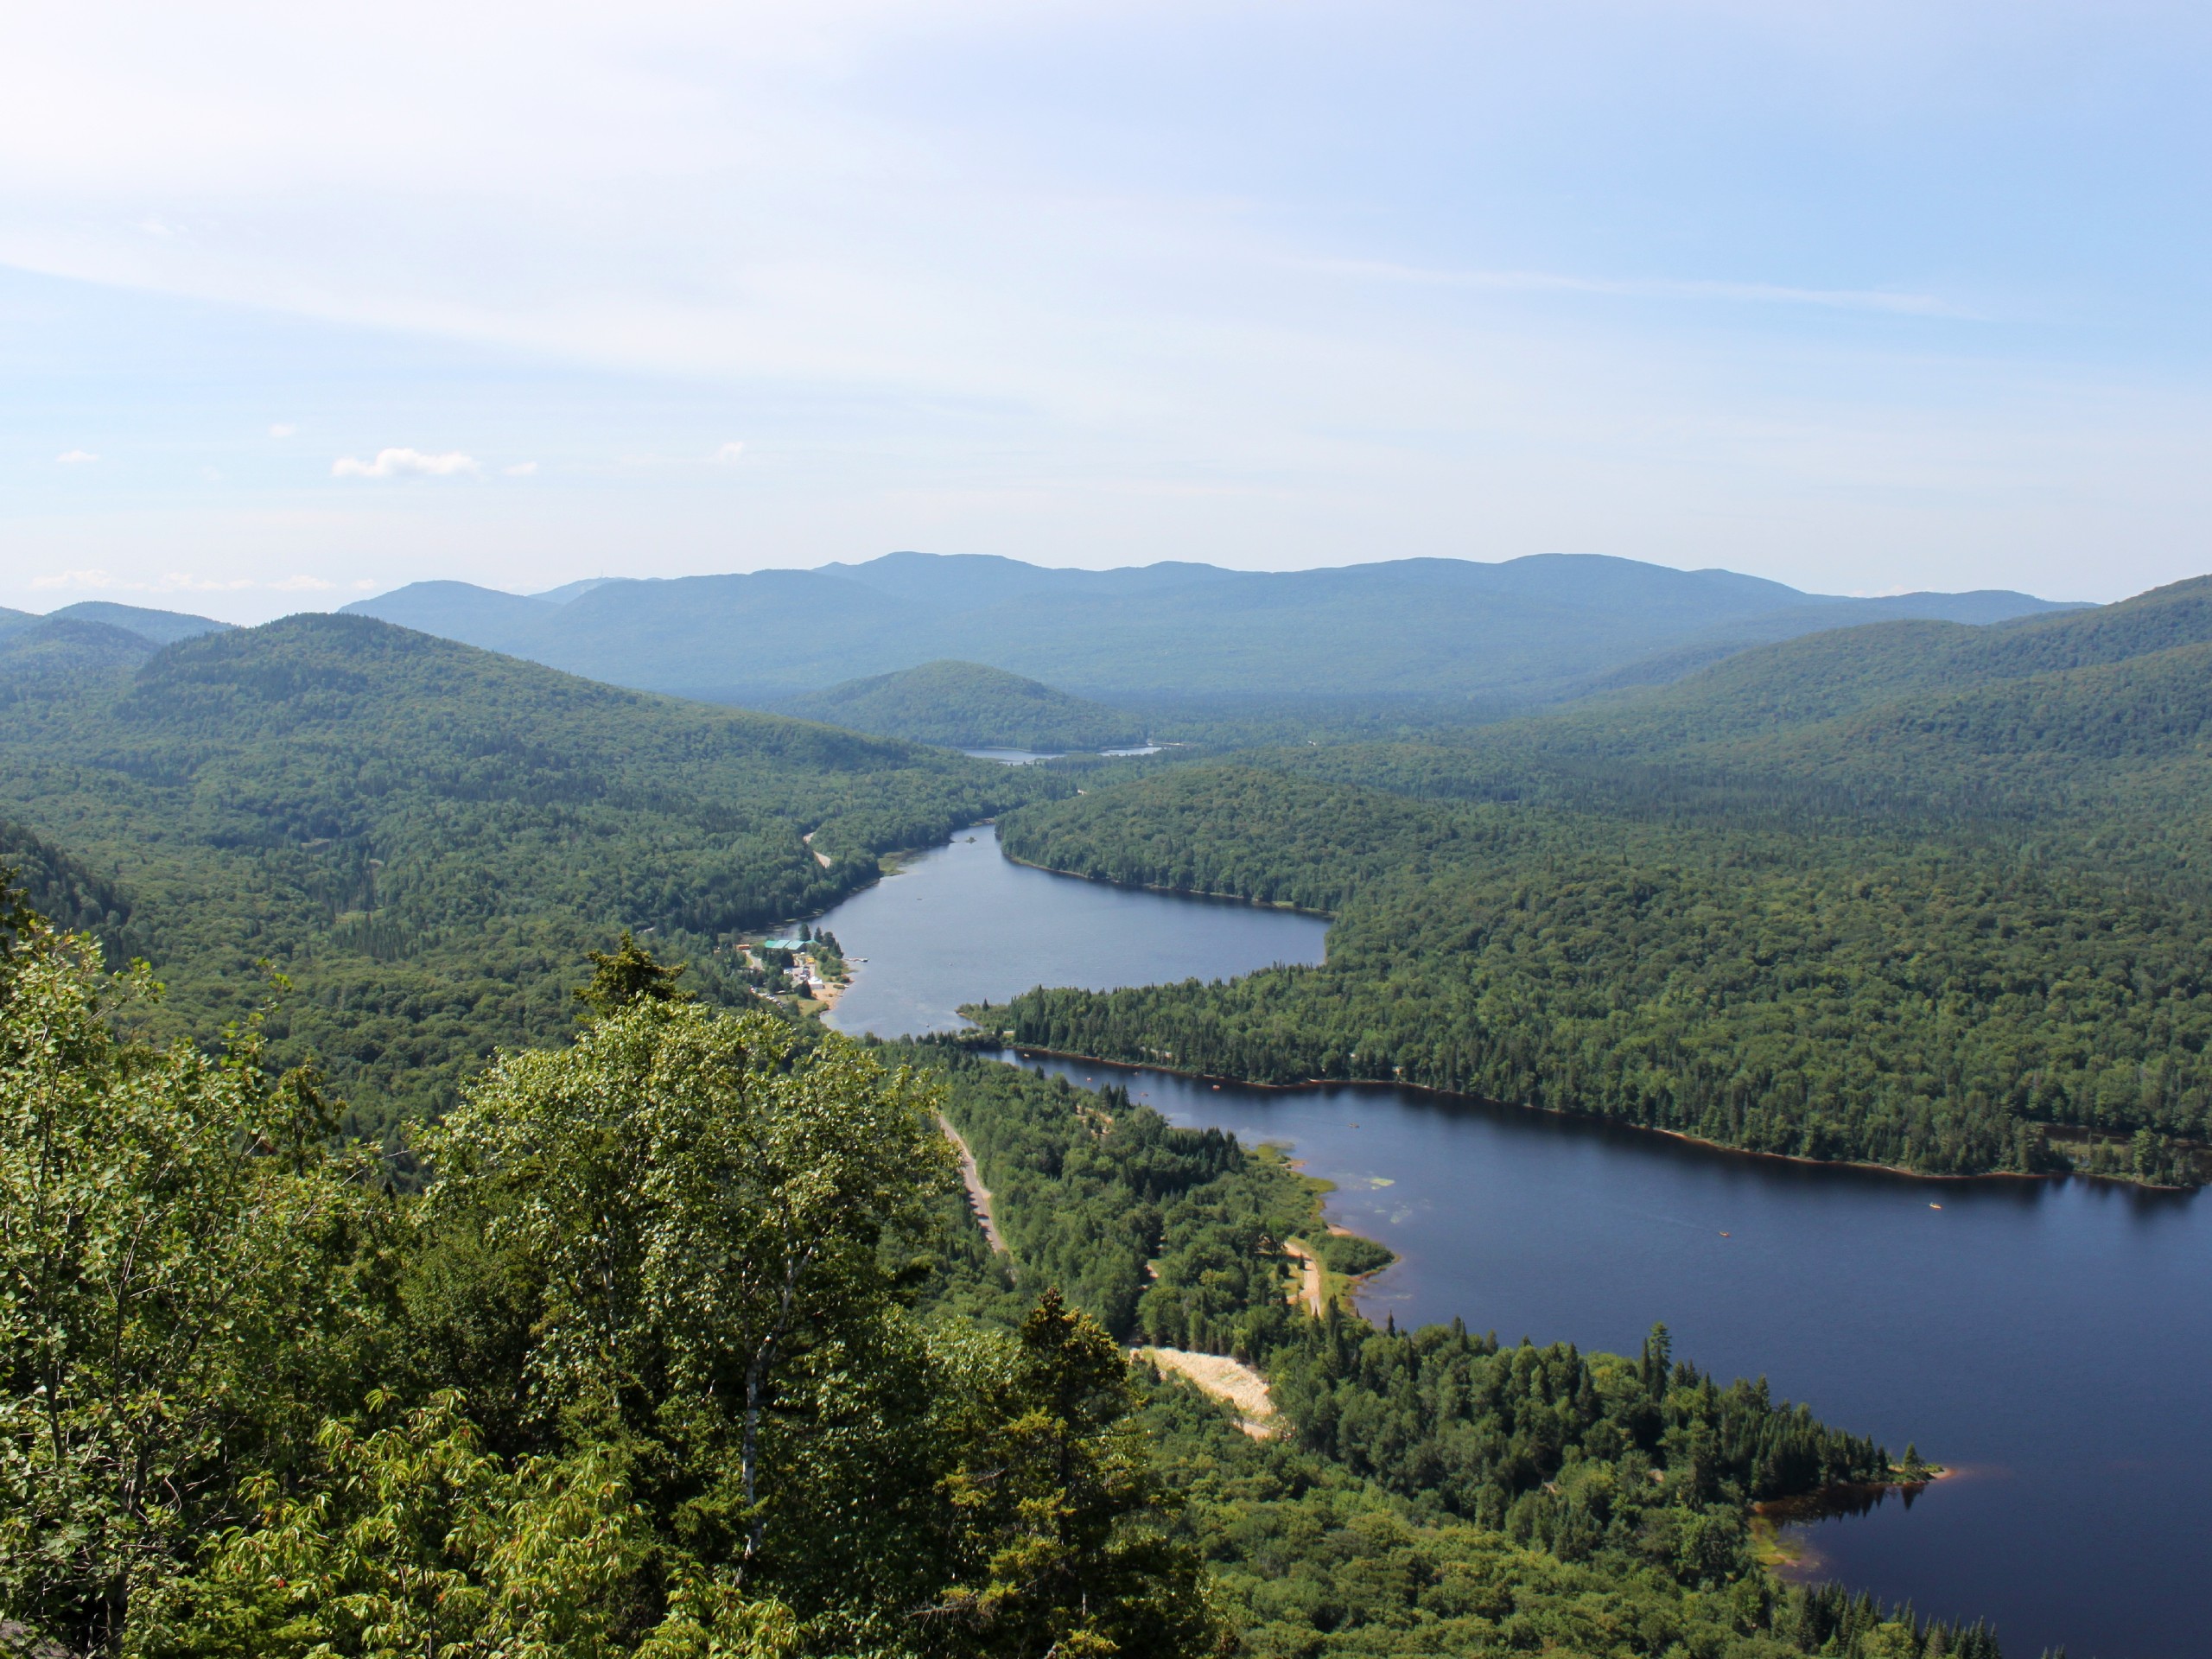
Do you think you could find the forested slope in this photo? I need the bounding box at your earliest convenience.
[982,581,2212,1186]
[775,659,1146,750]
[0,615,1060,1134]
[911,1046,1996,1659]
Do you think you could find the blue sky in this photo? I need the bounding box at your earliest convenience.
[3,1,2209,621]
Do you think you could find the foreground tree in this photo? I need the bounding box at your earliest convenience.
[931,1293,1223,1659]
[0,921,375,1656]
[417,994,961,1617]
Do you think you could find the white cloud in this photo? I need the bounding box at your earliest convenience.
[353,579,378,590]
[331,447,480,480]
[270,574,336,590]
[31,567,115,589]
[54,448,98,464]
[504,460,538,475]
[712,441,746,465]
[269,423,296,438]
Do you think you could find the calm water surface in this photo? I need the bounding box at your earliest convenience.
[822,830,1327,1038]
[822,832,2211,1659]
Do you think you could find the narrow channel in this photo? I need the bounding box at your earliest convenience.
[816,827,2212,1659]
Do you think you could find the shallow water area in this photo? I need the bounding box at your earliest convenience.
[817,830,2210,1659]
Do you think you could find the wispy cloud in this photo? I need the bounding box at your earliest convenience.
[31,568,116,589]
[503,461,538,476]
[29,568,327,595]
[713,441,746,465]
[269,423,296,438]
[54,448,98,463]
[332,447,480,480]
[1308,259,1968,319]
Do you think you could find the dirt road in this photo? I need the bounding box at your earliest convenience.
[938,1116,1005,1254]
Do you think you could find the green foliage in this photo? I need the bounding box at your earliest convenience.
[930,1293,1223,1659]
[916,1048,1313,1351]
[0,613,1062,1137]
[574,932,696,1015]
[0,923,382,1656]
[985,582,2212,1185]
[915,1048,1987,1659]
[0,907,1224,1659]
[777,662,1145,753]
[198,1393,671,1659]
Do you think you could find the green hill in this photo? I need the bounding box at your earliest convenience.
[0,617,160,685]
[980,576,2212,1188]
[345,550,2076,708]
[776,660,1146,750]
[0,614,1062,1134]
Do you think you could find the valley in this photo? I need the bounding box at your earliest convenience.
[7,563,2207,1659]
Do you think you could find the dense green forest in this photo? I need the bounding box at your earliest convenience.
[982,582,2212,1188]
[2,889,2008,1658]
[906,1045,2000,1658]
[0,615,1062,1138]
[776,661,1147,752]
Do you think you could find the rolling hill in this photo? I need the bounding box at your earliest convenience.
[0,614,1062,1133]
[775,660,1147,750]
[978,575,2212,1187]
[344,551,2078,708]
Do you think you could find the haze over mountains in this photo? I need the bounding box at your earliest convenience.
[343,552,2078,709]
[776,661,1147,752]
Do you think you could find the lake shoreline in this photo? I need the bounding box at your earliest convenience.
[982,1039,2103,1192]
[996,847,1337,919]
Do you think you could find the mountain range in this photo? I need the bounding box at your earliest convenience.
[340,552,2079,708]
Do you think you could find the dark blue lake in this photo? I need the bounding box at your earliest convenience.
[820,830,2211,1659]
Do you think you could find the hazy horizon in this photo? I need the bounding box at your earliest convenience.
[4,547,2109,631]
[9,3,2210,620]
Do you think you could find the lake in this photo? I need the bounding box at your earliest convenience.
[819,828,2211,1659]
[820,829,1328,1037]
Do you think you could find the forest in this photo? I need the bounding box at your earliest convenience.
[983,582,2212,1188]
[775,662,1147,753]
[0,614,1064,1140]
[2,885,2009,1659]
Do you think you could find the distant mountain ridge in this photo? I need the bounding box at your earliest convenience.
[0,601,233,686]
[343,552,2081,708]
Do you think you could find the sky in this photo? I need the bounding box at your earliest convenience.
[3,1,2209,622]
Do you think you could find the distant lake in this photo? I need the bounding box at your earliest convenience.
[818,829,2212,1659]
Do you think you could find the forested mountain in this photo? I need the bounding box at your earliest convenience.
[776,660,1147,750]
[981,579,2212,1188]
[0,614,1060,1135]
[343,550,2075,706]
